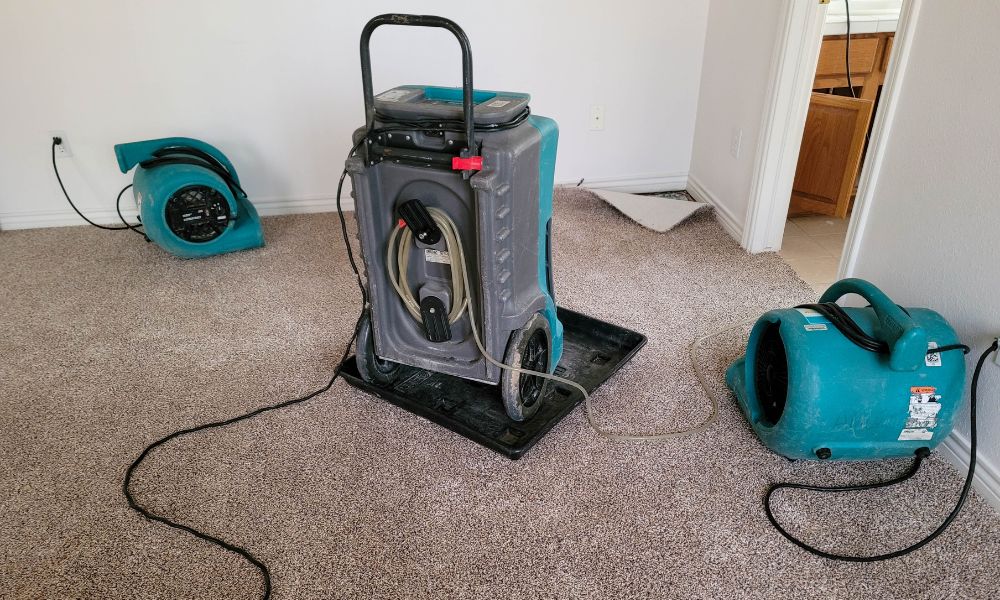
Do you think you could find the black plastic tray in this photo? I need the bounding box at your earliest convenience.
[340,307,646,459]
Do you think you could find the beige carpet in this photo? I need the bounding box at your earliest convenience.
[2,188,998,599]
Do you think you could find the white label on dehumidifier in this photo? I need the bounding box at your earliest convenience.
[926,341,942,367]
[377,90,408,102]
[424,249,451,265]
[804,324,828,331]
[487,99,511,108]
[898,428,934,441]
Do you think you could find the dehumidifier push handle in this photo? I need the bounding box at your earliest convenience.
[819,278,928,371]
[359,14,476,154]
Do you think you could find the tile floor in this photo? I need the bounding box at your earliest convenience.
[780,215,849,295]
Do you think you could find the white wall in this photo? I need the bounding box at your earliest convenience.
[849,1,1000,508]
[0,0,709,230]
[686,0,783,239]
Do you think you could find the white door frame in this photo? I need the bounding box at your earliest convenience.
[742,0,923,276]
[740,1,827,253]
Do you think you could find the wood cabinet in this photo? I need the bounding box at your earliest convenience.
[790,93,873,218]
[813,35,887,100]
[789,32,893,218]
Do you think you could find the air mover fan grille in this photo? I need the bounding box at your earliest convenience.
[753,322,788,426]
[165,185,231,243]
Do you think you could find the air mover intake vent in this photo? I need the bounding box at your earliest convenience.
[165,185,231,243]
[753,322,788,427]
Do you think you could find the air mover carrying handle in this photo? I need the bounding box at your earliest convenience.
[114,137,241,187]
[819,278,927,371]
[359,14,477,157]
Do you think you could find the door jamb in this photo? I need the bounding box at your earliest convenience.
[839,0,922,276]
[741,1,827,253]
[742,0,923,275]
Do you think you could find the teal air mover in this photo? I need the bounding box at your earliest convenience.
[726,278,965,460]
[114,137,264,259]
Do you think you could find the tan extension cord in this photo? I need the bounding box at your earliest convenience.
[389,209,743,442]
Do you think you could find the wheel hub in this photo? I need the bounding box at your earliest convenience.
[518,329,548,408]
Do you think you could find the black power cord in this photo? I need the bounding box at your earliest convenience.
[122,112,532,597]
[122,134,374,600]
[123,316,361,599]
[765,338,999,562]
[114,184,148,239]
[798,302,971,356]
[51,138,142,233]
[844,0,857,98]
[140,146,249,201]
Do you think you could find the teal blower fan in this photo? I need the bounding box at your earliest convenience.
[114,137,264,258]
[726,279,965,460]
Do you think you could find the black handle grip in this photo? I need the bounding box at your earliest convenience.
[360,14,476,155]
[398,198,442,245]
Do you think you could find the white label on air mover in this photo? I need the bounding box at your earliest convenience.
[796,308,829,331]
[377,89,409,102]
[926,341,942,367]
[487,99,511,108]
[907,386,942,429]
[424,249,451,265]
[898,428,934,441]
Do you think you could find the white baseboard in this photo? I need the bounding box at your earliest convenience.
[685,174,744,243]
[252,194,355,217]
[1,174,691,231]
[559,172,688,194]
[937,431,1000,512]
[0,193,357,231]
[0,206,136,231]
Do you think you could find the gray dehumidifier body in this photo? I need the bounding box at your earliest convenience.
[346,15,563,423]
[348,96,560,385]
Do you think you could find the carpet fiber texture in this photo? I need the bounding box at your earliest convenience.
[2,188,999,599]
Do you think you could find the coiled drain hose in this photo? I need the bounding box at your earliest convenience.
[387,208,721,442]
[386,206,467,324]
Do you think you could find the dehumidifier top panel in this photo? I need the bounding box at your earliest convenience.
[374,85,530,125]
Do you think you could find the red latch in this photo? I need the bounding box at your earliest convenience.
[452,156,483,171]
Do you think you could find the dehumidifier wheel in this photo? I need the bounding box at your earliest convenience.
[355,311,400,386]
[501,313,552,422]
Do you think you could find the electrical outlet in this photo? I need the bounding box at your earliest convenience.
[590,105,605,131]
[50,131,72,158]
[730,128,743,159]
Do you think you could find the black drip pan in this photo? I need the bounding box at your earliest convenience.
[340,307,646,459]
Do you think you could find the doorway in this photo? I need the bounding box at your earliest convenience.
[741,0,922,291]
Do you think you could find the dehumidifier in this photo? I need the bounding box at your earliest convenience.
[346,15,564,423]
[114,137,264,259]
